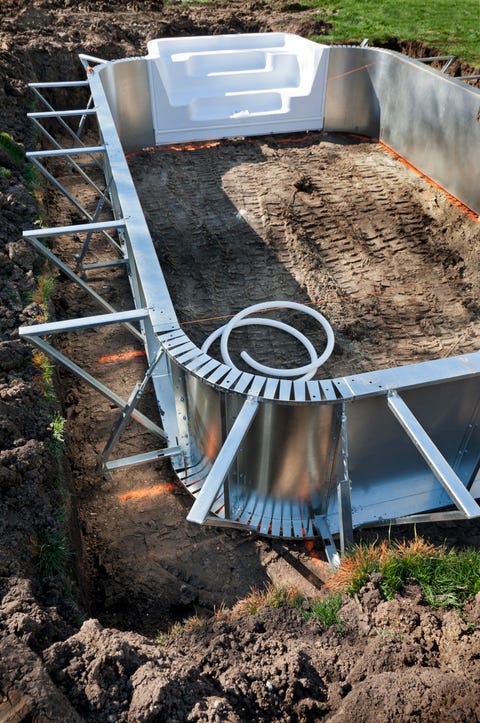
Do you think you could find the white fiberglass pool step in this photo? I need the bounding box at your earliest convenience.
[146,33,330,143]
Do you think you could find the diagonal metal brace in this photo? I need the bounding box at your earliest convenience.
[387,390,480,518]
[27,121,112,202]
[19,324,167,442]
[187,398,259,525]
[23,232,141,340]
[97,346,167,469]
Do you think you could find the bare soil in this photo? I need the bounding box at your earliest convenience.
[1,1,480,721]
[129,136,480,376]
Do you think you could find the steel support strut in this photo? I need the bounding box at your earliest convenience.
[187,398,259,524]
[387,391,480,518]
[19,309,169,444]
[337,403,354,554]
[97,346,172,472]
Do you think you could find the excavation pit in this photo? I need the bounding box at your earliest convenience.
[20,34,480,582]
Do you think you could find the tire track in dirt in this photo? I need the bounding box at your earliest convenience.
[130,135,480,378]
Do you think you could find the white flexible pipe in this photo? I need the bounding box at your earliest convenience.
[201,301,335,380]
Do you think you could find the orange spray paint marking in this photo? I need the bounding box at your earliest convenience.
[98,350,146,363]
[379,141,479,222]
[118,482,177,503]
[329,63,376,82]
[126,140,222,158]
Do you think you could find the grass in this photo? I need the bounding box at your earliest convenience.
[32,274,56,310]
[232,583,304,615]
[306,592,344,628]
[30,528,70,578]
[32,350,55,400]
[50,412,66,464]
[326,537,480,609]
[0,129,42,194]
[0,130,25,166]
[156,584,344,645]
[156,536,480,644]
[312,0,480,64]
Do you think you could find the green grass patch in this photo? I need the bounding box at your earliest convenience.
[32,350,55,400]
[0,131,42,192]
[30,528,69,578]
[327,537,480,609]
[0,130,25,166]
[177,1,480,65]
[304,592,344,629]
[305,0,480,65]
[33,273,55,309]
[24,162,43,194]
[50,412,66,464]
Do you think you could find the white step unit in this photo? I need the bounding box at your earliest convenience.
[146,33,330,144]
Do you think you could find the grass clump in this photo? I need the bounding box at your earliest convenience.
[0,130,42,194]
[29,274,56,399]
[327,537,480,609]
[156,583,345,645]
[50,412,66,465]
[233,583,344,630]
[156,614,208,646]
[0,130,26,166]
[30,528,69,578]
[32,273,55,311]
[233,583,304,616]
[305,592,344,629]
[32,350,55,400]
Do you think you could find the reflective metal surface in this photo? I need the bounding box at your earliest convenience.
[325,46,480,214]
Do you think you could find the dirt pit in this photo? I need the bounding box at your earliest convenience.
[130,134,480,377]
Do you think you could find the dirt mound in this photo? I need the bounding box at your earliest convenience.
[6,582,480,721]
[1,0,480,720]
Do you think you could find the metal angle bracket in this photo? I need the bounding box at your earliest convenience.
[315,516,341,568]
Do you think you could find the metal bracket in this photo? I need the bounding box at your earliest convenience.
[418,55,456,73]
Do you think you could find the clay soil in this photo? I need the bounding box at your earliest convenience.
[1,1,480,721]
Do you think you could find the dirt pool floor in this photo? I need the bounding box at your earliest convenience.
[1,1,480,721]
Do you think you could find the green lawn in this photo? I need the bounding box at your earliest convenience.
[303,0,480,65]
[184,1,480,65]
